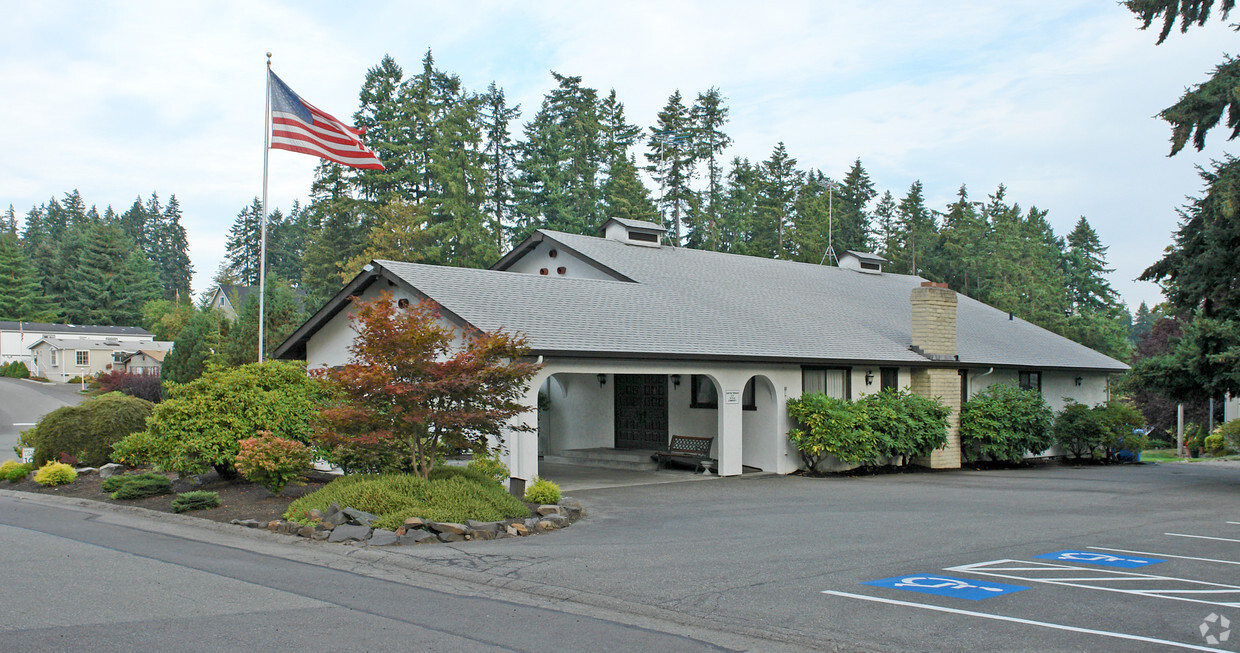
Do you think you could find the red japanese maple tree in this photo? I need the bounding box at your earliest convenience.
[314,291,540,478]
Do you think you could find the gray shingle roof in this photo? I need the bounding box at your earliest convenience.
[0,321,152,337]
[358,230,1126,371]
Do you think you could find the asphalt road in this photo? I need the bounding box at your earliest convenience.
[0,377,86,458]
[2,461,1237,651]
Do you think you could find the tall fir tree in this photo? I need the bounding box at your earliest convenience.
[646,90,696,245]
[752,142,802,259]
[893,181,936,275]
[154,194,193,301]
[598,90,657,225]
[0,225,50,321]
[222,198,264,285]
[689,88,732,251]
[719,157,759,255]
[872,190,900,264]
[480,81,521,252]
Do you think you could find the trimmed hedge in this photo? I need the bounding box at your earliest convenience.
[524,477,561,504]
[285,466,529,530]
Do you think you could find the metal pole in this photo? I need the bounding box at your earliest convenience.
[1177,402,1184,456]
[258,53,271,364]
[1208,396,1215,433]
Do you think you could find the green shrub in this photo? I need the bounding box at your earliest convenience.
[5,463,33,482]
[1054,401,1107,459]
[2,361,29,378]
[524,477,561,504]
[856,389,950,464]
[25,393,154,468]
[786,393,874,469]
[101,472,168,493]
[1184,423,1207,454]
[1216,419,1240,453]
[1205,433,1226,456]
[960,383,1053,462]
[112,361,325,476]
[285,471,528,529]
[234,431,312,494]
[109,475,173,500]
[172,491,221,513]
[33,462,77,486]
[1096,401,1147,459]
[67,376,83,384]
[466,449,510,483]
[0,460,18,477]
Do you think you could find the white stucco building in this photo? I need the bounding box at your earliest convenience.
[276,219,1128,483]
[1,321,153,368]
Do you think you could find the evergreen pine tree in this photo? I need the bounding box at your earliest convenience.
[426,96,494,268]
[155,194,193,300]
[872,190,899,263]
[162,308,228,384]
[219,279,306,366]
[352,54,408,203]
[0,227,48,321]
[752,142,801,259]
[719,157,759,254]
[689,88,732,251]
[480,81,521,252]
[893,181,937,275]
[223,198,264,285]
[646,90,696,245]
[65,222,134,325]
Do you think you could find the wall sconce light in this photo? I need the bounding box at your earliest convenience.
[864,370,874,386]
[1074,376,1083,386]
[597,373,606,387]
[671,374,681,387]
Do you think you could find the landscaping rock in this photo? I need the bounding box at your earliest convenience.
[536,520,558,532]
[98,463,124,479]
[403,517,427,529]
[267,520,281,532]
[429,521,467,535]
[297,525,315,538]
[323,503,344,526]
[74,467,97,475]
[312,531,331,541]
[328,524,371,543]
[305,509,324,523]
[536,504,563,517]
[559,497,584,518]
[230,519,262,529]
[342,507,378,527]
[368,529,399,546]
[471,529,496,541]
[465,520,502,535]
[541,513,569,528]
[437,532,466,543]
[510,523,528,536]
[399,530,438,545]
[524,518,540,530]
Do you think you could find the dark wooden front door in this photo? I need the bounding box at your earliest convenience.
[614,374,668,449]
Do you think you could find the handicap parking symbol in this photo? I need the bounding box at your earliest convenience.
[1033,550,1163,568]
[863,574,1028,600]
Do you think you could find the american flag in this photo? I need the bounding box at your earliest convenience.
[268,70,385,170]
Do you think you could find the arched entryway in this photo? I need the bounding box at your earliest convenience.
[741,375,779,471]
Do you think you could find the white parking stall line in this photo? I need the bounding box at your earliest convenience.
[822,590,1232,653]
[1227,522,1240,526]
[944,559,1240,608]
[12,423,34,427]
[1088,546,1240,566]
[1166,533,1240,544]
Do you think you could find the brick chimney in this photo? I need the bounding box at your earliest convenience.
[910,282,957,358]
[909,281,961,469]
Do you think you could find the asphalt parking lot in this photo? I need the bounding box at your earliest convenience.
[387,459,1240,652]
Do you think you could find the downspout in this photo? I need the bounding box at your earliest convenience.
[971,367,994,398]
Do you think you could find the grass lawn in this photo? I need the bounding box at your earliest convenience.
[1141,448,1240,463]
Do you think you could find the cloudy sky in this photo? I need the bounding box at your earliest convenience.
[2,1,1236,309]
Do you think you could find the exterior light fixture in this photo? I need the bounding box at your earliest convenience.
[1074,376,1083,386]
[671,374,681,387]
[597,373,606,387]
[865,370,874,386]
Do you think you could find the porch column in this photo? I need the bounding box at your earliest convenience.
[508,379,543,487]
[717,389,744,476]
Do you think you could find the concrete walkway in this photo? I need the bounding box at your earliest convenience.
[538,461,773,492]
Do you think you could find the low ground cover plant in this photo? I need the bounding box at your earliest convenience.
[285,466,528,530]
[523,477,561,504]
[33,461,76,486]
[23,393,153,467]
[105,473,172,500]
[172,491,221,513]
[786,389,950,470]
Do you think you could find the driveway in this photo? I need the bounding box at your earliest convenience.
[377,461,1240,652]
[0,378,87,457]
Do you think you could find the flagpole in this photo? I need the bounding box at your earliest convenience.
[258,52,272,364]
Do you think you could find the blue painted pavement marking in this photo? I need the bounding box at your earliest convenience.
[1033,550,1164,568]
[863,574,1029,601]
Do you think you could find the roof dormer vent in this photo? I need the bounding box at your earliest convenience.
[600,217,666,248]
[838,250,887,274]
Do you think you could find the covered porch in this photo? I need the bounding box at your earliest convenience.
[502,358,804,484]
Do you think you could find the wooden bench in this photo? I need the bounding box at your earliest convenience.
[654,435,715,472]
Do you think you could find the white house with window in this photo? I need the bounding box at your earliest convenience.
[0,321,153,367]
[27,336,157,383]
[276,218,1128,483]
